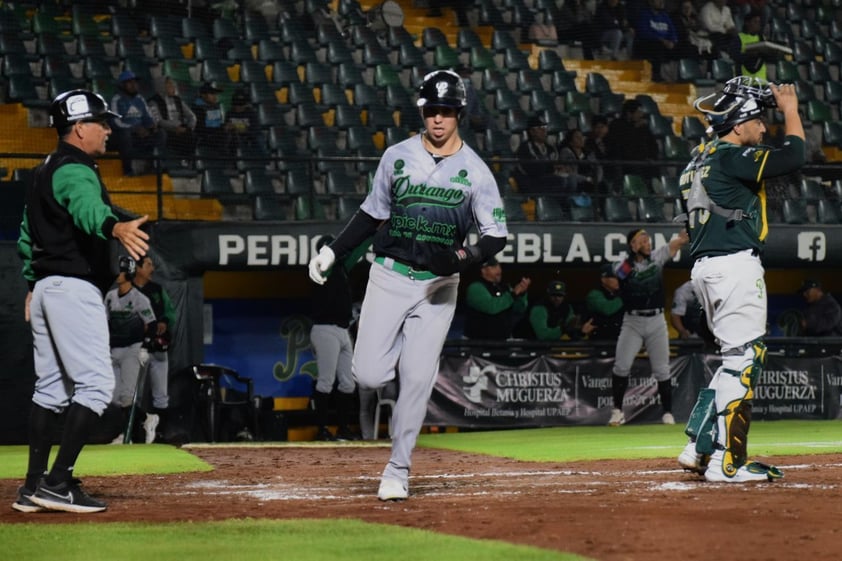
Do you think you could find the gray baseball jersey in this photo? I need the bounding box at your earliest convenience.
[361,134,507,266]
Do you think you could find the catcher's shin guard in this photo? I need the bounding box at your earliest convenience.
[717,339,766,476]
[684,388,717,455]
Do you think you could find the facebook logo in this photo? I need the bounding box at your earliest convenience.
[797,232,826,261]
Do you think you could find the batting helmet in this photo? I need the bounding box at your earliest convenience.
[693,76,775,136]
[49,89,119,130]
[119,255,136,280]
[416,70,467,109]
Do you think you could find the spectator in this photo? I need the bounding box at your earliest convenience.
[558,127,601,200]
[594,0,635,60]
[463,257,531,340]
[513,116,572,196]
[457,65,496,133]
[605,99,660,184]
[224,89,261,155]
[673,0,714,59]
[109,70,165,175]
[737,10,767,80]
[556,0,597,59]
[634,0,681,82]
[798,279,842,337]
[699,0,742,64]
[582,263,624,340]
[192,82,228,154]
[147,76,197,161]
[585,115,610,158]
[528,10,558,46]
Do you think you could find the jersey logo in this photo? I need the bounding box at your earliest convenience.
[493,207,506,223]
[393,159,405,176]
[392,176,465,208]
[450,170,471,187]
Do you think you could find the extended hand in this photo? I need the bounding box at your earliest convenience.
[308,245,335,285]
[112,215,150,260]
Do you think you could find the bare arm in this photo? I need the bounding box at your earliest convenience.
[668,229,690,257]
[771,83,804,141]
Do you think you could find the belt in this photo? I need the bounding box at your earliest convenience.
[374,256,438,280]
[628,308,664,317]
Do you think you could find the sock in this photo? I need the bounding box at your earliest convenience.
[335,391,358,429]
[312,391,332,430]
[612,375,629,410]
[47,402,98,486]
[26,404,60,490]
[658,379,673,413]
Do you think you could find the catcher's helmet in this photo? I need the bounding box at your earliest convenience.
[49,89,119,130]
[416,70,467,109]
[119,255,136,280]
[693,76,775,136]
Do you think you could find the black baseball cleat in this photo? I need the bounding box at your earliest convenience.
[29,478,107,513]
[11,486,45,513]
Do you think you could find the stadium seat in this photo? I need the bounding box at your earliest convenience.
[253,195,287,220]
[604,196,634,222]
[503,196,527,221]
[678,58,715,86]
[817,199,842,224]
[782,199,808,224]
[535,196,565,221]
[664,135,692,161]
[681,115,707,143]
[637,197,666,223]
[622,174,650,197]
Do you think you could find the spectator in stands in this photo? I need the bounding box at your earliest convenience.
[558,127,601,200]
[463,257,531,340]
[224,90,261,155]
[528,11,558,45]
[109,71,165,176]
[605,99,660,184]
[673,0,715,59]
[594,0,635,60]
[457,66,496,133]
[670,280,706,339]
[582,263,624,340]
[798,279,842,337]
[585,115,610,158]
[512,115,572,196]
[556,0,597,59]
[634,0,681,82]
[699,0,742,65]
[192,82,228,154]
[147,76,197,161]
[737,10,767,80]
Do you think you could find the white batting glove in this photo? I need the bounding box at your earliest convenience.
[308,245,335,285]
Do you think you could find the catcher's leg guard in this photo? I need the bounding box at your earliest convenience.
[710,339,778,480]
[684,388,717,455]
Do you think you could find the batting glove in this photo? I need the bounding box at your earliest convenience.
[308,245,335,285]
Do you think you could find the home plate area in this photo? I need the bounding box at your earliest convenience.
[3,446,840,561]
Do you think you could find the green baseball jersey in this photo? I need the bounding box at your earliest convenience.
[679,136,806,259]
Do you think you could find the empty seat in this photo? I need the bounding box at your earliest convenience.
[782,199,808,224]
[253,195,287,220]
[637,197,666,222]
[604,196,634,222]
[503,196,527,221]
[535,196,564,221]
[817,199,842,224]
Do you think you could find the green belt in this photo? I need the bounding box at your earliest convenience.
[374,256,437,280]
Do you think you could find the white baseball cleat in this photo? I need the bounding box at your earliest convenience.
[377,478,408,501]
[678,441,707,475]
[143,413,160,444]
[608,408,625,426]
[704,450,783,482]
[661,412,675,425]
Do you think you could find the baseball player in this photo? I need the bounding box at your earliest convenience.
[105,256,156,444]
[670,280,705,339]
[609,227,688,427]
[678,77,805,482]
[14,89,149,513]
[133,255,177,443]
[308,69,507,500]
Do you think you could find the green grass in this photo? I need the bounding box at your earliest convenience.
[0,519,592,561]
[0,444,211,479]
[417,420,842,462]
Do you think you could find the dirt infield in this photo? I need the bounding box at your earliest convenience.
[3,446,841,561]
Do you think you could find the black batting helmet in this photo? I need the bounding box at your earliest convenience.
[119,255,137,280]
[693,76,775,136]
[49,89,119,130]
[416,69,467,109]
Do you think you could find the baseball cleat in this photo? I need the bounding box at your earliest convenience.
[704,451,783,483]
[661,412,675,425]
[29,478,107,513]
[677,441,708,475]
[608,408,625,426]
[143,413,159,444]
[377,478,408,501]
[11,486,45,513]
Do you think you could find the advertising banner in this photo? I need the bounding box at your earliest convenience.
[426,354,842,427]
